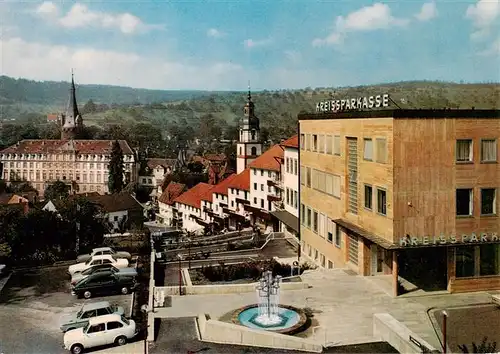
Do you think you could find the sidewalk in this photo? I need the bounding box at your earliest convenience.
[93,341,144,354]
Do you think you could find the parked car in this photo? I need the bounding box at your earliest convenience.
[68,255,129,276]
[76,247,132,263]
[71,271,137,299]
[59,301,125,333]
[63,313,137,354]
[71,264,137,287]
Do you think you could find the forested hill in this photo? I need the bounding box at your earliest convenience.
[0,76,214,106]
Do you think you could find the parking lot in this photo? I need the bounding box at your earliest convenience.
[0,264,134,354]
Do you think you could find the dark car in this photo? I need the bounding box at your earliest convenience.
[71,271,137,299]
[70,264,138,287]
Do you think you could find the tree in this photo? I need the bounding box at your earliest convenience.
[81,99,97,114]
[459,338,497,353]
[108,140,125,194]
[58,197,106,253]
[44,180,70,201]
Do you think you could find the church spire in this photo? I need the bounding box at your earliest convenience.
[61,70,83,140]
[247,80,252,102]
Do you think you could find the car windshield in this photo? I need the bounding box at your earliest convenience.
[83,322,90,332]
[111,255,118,261]
[81,267,93,275]
[121,315,130,325]
[85,258,92,265]
[76,309,83,318]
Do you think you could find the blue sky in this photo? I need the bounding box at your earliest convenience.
[1,0,499,90]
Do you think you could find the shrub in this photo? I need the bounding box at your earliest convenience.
[196,259,313,282]
[459,337,497,353]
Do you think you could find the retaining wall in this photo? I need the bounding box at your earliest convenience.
[373,313,439,354]
[196,314,323,353]
[154,281,309,296]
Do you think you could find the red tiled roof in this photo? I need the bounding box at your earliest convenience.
[158,182,187,205]
[174,182,213,209]
[227,168,250,191]
[47,114,59,121]
[199,184,216,202]
[281,135,298,149]
[204,153,226,162]
[248,144,284,172]
[211,174,238,196]
[0,139,134,155]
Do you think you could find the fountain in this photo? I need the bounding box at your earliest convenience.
[232,270,307,334]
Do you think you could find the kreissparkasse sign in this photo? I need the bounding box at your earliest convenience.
[316,93,390,113]
[399,232,500,247]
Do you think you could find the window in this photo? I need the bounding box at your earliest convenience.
[294,159,298,175]
[481,139,497,162]
[318,213,325,238]
[377,189,387,215]
[335,224,341,247]
[260,199,264,208]
[260,184,264,191]
[375,138,387,163]
[286,188,290,205]
[333,135,340,155]
[107,321,124,330]
[312,210,318,233]
[312,169,319,190]
[294,191,298,208]
[286,158,290,173]
[481,188,496,215]
[97,308,111,316]
[253,183,257,190]
[253,169,257,175]
[305,134,311,151]
[300,134,305,150]
[306,167,311,187]
[456,246,475,277]
[251,147,257,155]
[87,324,105,333]
[300,166,305,185]
[333,175,341,198]
[312,134,318,151]
[306,207,311,228]
[327,230,333,243]
[364,185,373,209]
[260,170,264,176]
[326,135,333,154]
[480,245,500,276]
[456,139,473,162]
[318,135,325,153]
[456,188,473,216]
[320,254,325,267]
[300,204,305,224]
[328,260,333,269]
[253,197,257,204]
[268,171,272,177]
[363,138,373,161]
[314,249,318,260]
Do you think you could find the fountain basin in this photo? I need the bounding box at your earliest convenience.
[232,304,308,335]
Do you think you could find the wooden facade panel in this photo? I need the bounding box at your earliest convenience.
[450,276,500,293]
[393,117,500,241]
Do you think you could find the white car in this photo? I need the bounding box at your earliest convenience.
[68,255,129,276]
[76,247,132,263]
[63,314,137,354]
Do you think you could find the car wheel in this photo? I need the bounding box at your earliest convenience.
[115,335,127,346]
[83,291,92,299]
[71,344,84,354]
[121,287,129,295]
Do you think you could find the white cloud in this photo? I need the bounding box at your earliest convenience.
[0,37,249,90]
[35,2,163,34]
[243,38,273,49]
[415,2,437,21]
[36,1,59,16]
[312,3,409,47]
[478,37,500,56]
[207,28,225,38]
[466,0,500,28]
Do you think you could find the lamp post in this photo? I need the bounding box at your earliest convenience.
[141,304,151,354]
[441,310,448,354]
[177,254,183,295]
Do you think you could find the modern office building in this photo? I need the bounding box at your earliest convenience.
[299,108,500,296]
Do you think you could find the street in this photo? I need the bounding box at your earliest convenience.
[0,265,133,354]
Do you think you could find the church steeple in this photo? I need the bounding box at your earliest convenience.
[236,82,262,174]
[61,70,84,140]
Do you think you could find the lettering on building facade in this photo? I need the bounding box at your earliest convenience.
[399,232,499,247]
[316,94,390,113]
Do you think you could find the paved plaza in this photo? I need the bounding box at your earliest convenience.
[158,268,499,350]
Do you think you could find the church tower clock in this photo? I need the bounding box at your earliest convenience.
[236,86,262,174]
